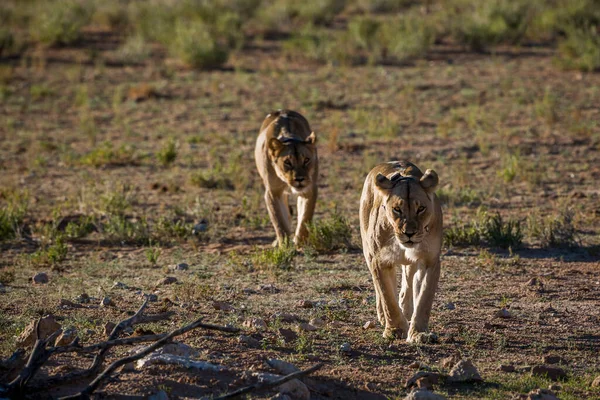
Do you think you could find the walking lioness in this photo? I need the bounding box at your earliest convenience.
[255,110,318,246]
[359,161,442,343]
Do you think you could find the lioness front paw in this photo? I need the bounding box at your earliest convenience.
[407,331,438,344]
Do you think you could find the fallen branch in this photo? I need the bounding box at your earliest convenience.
[214,363,324,400]
[59,318,239,400]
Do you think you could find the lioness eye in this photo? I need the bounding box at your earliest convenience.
[393,207,402,214]
[304,158,310,165]
[284,160,292,167]
[417,206,426,214]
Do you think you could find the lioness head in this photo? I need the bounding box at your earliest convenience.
[375,169,439,247]
[268,133,317,192]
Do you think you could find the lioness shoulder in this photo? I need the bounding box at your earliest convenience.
[359,161,442,342]
[255,110,318,246]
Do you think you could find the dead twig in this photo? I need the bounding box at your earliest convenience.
[59,318,239,400]
[214,363,324,400]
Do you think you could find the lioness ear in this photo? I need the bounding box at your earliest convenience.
[375,173,395,190]
[268,138,284,157]
[420,169,439,192]
[305,132,317,145]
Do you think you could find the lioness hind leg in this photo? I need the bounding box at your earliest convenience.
[406,261,441,343]
[371,261,409,338]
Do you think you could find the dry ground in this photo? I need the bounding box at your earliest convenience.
[1,32,600,399]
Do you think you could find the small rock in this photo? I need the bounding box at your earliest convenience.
[112,282,129,290]
[251,372,309,400]
[159,342,198,357]
[278,328,298,343]
[406,371,442,389]
[448,359,482,383]
[121,362,135,372]
[296,299,314,309]
[0,283,6,294]
[541,355,564,365]
[101,296,111,307]
[212,301,234,312]
[404,388,447,400]
[272,312,298,322]
[266,359,300,375]
[192,220,208,234]
[76,293,90,303]
[592,375,600,387]
[156,276,177,286]
[309,317,325,328]
[408,361,422,369]
[548,384,561,391]
[148,390,169,400]
[445,302,456,310]
[238,335,261,348]
[32,272,49,285]
[55,328,78,346]
[243,318,267,331]
[17,315,61,348]
[328,320,343,328]
[363,320,374,330]
[298,323,317,332]
[147,293,158,302]
[499,364,515,372]
[104,322,116,337]
[440,356,457,369]
[527,388,559,400]
[171,263,189,271]
[531,365,566,381]
[495,308,512,318]
[340,342,351,353]
[259,284,279,293]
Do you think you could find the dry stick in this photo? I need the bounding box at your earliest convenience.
[214,363,324,400]
[59,319,240,400]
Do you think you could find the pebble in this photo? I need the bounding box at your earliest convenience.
[156,276,177,286]
[499,364,515,372]
[298,323,318,332]
[531,365,566,381]
[445,302,456,310]
[405,371,442,389]
[592,375,600,387]
[77,293,90,303]
[171,263,189,271]
[278,328,298,343]
[296,299,314,309]
[404,389,447,400]
[192,220,208,234]
[541,355,564,365]
[243,318,267,331]
[238,335,261,348]
[363,320,374,330]
[121,362,136,372]
[147,294,158,302]
[309,317,325,328]
[447,359,482,383]
[212,301,235,312]
[266,359,300,375]
[495,308,512,318]
[526,388,559,400]
[104,322,116,337]
[55,327,78,346]
[272,312,298,322]
[101,296,111,307]
[340,342,352,353]
[32,272,49,284]
[112,282,129,290]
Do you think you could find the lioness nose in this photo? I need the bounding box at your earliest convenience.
[295,177,305,182]
[405,231,416,238]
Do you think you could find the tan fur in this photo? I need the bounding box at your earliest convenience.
[359,161,442,342]
[255,110,318,246]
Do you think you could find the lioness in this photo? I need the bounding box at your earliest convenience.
[359,161,442,342]
[255,110,318,246]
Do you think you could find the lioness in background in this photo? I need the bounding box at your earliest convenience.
[255,110,318,246]
[359,161,442,343]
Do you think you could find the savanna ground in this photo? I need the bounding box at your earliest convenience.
[1,0,600,399]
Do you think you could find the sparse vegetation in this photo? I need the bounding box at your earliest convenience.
[252,240,297,271]
[305,211,353,253]
[528,209,578,248]
[157,138,178,166]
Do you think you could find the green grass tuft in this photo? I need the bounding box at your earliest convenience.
[305,211,353,253]
[252,240,297,271]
